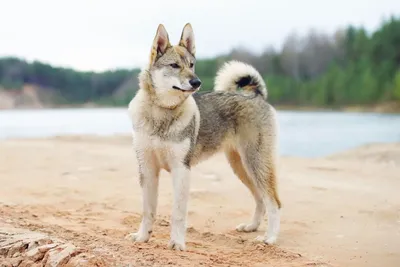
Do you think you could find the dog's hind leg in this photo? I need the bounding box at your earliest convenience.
[239,142,282,245]
[225,149,266,233]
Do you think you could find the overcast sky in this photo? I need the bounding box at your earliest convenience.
[0,0,399,71]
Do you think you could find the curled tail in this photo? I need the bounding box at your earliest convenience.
[214,60,267,99]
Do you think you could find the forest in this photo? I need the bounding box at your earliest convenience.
[1,16,399,108]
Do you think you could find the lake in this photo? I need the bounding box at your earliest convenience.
[1,108,400,157]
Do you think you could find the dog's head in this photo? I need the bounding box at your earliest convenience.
[143,23,201,108]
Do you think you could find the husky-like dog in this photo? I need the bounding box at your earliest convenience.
[126,23,281,251]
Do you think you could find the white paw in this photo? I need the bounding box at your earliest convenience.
[167,239,186,251]
[125,231,151,243]
[255,235,277,245]
[236,223,258,232]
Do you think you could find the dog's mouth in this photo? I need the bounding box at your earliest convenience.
[172,86,198,93]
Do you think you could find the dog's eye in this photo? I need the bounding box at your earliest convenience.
[170,63,180,69]
[189,63,194,68]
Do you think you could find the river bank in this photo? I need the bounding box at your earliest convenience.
[1,135,399,266]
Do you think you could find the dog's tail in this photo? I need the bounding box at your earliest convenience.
[214,60,267,99]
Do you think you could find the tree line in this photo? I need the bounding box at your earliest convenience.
[1,16,399,107]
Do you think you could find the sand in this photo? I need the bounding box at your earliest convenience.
[0,135,399,266]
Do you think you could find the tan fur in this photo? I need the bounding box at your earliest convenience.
[225,149,256,196]
[225,148,280,209]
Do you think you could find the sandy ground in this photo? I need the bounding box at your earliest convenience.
[0,136,399,266]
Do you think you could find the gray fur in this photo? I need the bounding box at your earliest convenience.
[190,91,274,163]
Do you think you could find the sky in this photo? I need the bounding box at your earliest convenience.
[0,0,399,72]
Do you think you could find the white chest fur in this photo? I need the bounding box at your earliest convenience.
[128,90,198,172]
[132,130,191,172]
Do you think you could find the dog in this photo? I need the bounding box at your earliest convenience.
[126,23,281,251]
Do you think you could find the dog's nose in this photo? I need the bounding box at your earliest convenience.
[189,78,201,89]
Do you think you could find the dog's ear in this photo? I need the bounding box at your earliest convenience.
[179,23,196,56]
[150,24,171,65]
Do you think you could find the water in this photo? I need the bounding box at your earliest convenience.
[1,108,400,157]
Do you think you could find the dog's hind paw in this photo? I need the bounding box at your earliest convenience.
[236,223,258,232]
[125,231,151,243]
[167,239,186,251]
[255,235,277,245]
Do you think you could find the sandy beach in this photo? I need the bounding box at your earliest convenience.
[1,135,399,266]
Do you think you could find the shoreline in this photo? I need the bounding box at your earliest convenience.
[1,133,398,152]
[2,102,400,114]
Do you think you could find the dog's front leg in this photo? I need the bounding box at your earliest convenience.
[168,165,191,251]
[126,153,159,243]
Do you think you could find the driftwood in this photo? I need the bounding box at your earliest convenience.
[0,227,105,267]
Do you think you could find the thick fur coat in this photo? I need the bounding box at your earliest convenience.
[126,23,281,251]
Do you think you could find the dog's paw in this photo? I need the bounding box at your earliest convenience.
[167,239,186,251]
[125,231,151,243]
[236,223,258,232]
[254,235,277,245]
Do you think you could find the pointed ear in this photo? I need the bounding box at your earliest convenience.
[179,23,196,56]
[150,24,171,65]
